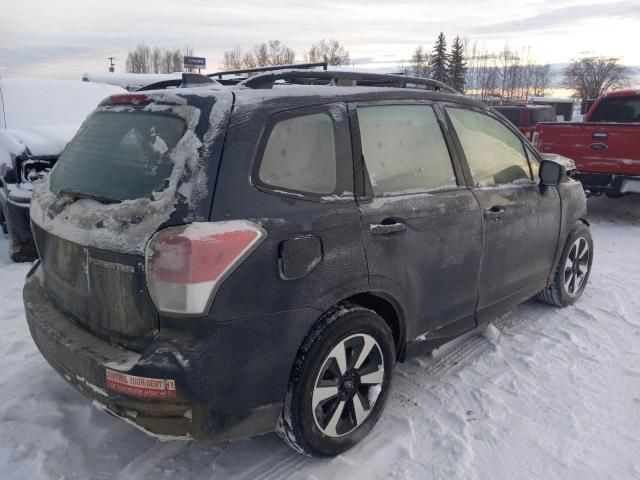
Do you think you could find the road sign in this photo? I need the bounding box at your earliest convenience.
[184,56,206,69]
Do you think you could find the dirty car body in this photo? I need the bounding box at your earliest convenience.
[24,78,590,447]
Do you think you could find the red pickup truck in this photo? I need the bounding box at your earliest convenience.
[534,89,640,196]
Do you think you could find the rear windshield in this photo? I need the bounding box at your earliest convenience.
[589,96,640,123]
[49,111,186,202]
[530,108,556,124]
[495,108,522,126]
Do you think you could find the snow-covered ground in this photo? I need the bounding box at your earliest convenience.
[1,195,639,479]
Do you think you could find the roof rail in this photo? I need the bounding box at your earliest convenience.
[237,70,460,94]
[208,62,328,81]
[136,73,220,92]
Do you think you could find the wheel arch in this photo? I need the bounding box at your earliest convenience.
[343,291,407,361]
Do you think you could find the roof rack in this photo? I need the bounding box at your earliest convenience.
[237,70,460,94]
[136,73,220,91]
[208,62,328,83]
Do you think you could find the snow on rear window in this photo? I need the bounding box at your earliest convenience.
[49,112,185,202]
[28,92,223,255]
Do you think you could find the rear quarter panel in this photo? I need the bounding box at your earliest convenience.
[191,97,370,411]
[208,98,369,321]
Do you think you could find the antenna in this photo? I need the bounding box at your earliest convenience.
[107,57,116,73]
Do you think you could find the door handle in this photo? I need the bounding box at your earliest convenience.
[484,205,506,217]
[592,132,608,141]
[370,221,407,235]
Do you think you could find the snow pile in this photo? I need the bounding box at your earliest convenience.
[481,322,501,344]
[1,195,640,478]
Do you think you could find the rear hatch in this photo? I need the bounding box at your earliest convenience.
[30,89,233,350]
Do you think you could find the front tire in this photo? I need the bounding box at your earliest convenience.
[4,206,37,263]
[277,302,395,457]
[0,204,7,235]
[538,222,593,307]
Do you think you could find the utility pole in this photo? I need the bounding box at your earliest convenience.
[107,57,116,73]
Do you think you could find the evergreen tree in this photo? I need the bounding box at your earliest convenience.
[429,32,448,83]
[448,36,467,92]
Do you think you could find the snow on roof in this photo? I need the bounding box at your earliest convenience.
[0,79,125,164]
[82,72,183,90]
[531,96,575,103]
[0,79,125,130]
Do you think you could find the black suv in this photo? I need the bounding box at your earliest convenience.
[24,70,593,457]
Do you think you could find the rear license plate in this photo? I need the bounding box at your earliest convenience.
[105,369,177,398]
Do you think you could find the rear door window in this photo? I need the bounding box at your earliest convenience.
[356,104,457,196]
[49,111,185,202]
[258,113,336,195]
[447,107,532,186]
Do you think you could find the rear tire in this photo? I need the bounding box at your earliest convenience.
[538,222,593,307]
[277,302,395,457]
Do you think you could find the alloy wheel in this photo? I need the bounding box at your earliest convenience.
[311,333,385,438]
[564,237,590,296]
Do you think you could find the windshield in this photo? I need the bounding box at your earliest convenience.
[590,96,640,123]
[49,111,186,202]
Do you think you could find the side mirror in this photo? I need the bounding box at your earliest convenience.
[538,160,565,192]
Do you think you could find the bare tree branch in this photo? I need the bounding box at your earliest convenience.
[307,39,350,66]
[564,56,630,99]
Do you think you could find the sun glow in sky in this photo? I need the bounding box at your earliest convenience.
[1,0,638,80]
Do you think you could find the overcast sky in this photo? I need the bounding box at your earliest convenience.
[1,0,638,79]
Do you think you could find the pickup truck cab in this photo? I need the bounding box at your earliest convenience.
[534,90,640,196]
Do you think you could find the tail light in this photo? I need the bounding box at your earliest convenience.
[101,94,151,106]
[145,221,266,315]
[532,131,540,148]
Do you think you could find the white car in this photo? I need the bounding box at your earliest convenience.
[0,79,125,261]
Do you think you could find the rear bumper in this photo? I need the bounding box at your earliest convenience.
[23,263,288,441]
[571,171,640,195]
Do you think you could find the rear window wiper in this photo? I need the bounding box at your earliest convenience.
[57,188,120,204]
